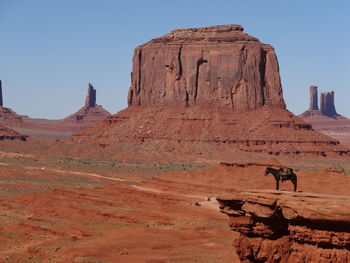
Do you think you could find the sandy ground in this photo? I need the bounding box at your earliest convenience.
[0,158,349,262]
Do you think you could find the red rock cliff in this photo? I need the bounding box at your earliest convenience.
[218,191,350,263]
[128,25,286,110]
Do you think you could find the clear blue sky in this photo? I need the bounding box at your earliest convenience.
[0,0,349,119]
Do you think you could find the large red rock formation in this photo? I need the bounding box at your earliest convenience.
[217,191,350,263]
[128,25,286,110]
[64,25,349,160]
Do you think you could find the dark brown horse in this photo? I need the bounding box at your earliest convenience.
[264,167,297,192]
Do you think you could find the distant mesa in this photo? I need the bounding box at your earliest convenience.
[66,25,349,160]
[300,86,339,118]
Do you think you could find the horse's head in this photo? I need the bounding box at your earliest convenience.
[264,167,270,176]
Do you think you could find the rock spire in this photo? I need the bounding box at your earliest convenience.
[300,86,340,118]
[128,24,286,110]
[85,83,96,108]
[0,80,3,107]
[320,91,338,117]
[309,85,318,110]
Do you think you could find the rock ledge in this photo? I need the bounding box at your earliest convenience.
[217,190,350,262]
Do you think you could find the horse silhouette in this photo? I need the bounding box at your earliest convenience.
[264,167,297,192]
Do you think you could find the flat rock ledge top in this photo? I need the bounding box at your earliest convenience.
[147,24,259,45]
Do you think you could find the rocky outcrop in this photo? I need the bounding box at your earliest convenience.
[299,87,349,148]
[85,83,96,108]
[58,83,110,128]
[128,25,286,110]
[0,124,28,141]
[0,81,23,126]
[321,91,338,117]
[300,86,322,118]
[0,80,3,107]
[217,191,350,263]
[300,87,339,118]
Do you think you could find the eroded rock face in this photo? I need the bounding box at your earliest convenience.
[217,191,350,263]
[128,25,286,110]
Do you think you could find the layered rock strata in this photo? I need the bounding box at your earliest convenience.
[217,191,350,263]
[128,25,286,110]
[0,124,28,141]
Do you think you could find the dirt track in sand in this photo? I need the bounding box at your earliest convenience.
[0,161,349,262]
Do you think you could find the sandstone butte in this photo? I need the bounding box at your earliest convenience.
[217,191,350,263]
[67,25,349,160]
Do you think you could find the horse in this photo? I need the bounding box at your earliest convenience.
[264,167,297,192]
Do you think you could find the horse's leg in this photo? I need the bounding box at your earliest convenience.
[275,176,280,190]
[293,177,297,192]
